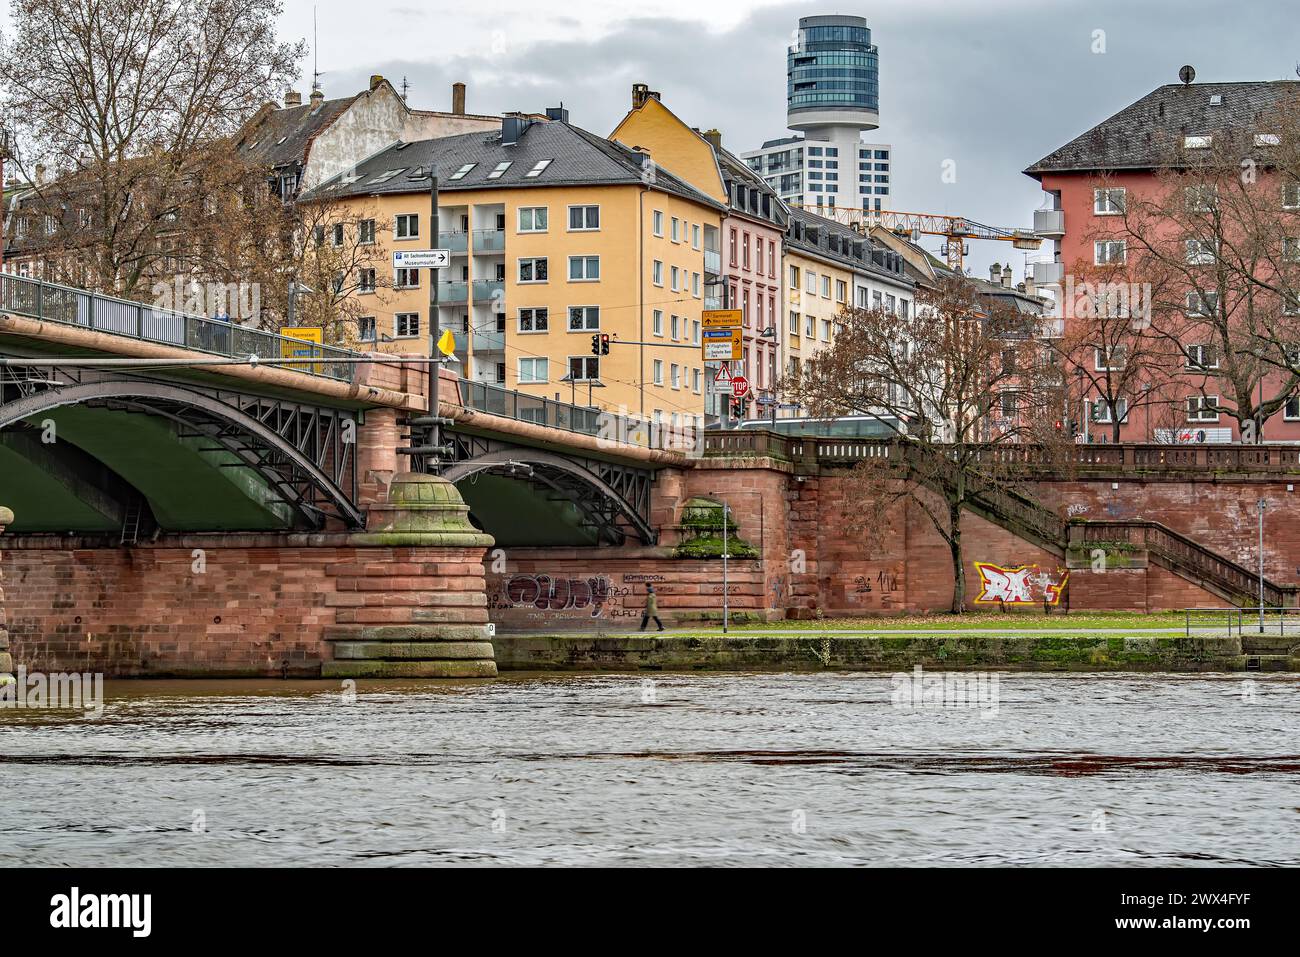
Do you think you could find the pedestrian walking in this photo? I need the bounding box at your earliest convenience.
[639,583,665,632]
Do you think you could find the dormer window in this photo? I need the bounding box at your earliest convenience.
[1184,134,1212,149]
[1256,133,1281,147]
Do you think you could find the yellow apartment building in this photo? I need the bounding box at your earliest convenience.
[301,111,726,428]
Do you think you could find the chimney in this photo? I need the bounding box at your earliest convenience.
[989,264,1000,283]
[1001,264,1013,288]
[545,105,570,123]
[702,129,722,151]
[34,163,46,185]
[452,82,466,116]
[370,74,384,92]
[309,87,324,109]
[284,90,302,108]
[631,83,661,109]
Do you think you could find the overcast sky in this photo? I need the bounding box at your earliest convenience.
[6,0,1298,277]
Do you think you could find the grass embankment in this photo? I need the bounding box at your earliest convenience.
[676,610,1231,637]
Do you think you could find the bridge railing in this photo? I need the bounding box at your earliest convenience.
[456,378,703,453]
[0,274,359,382]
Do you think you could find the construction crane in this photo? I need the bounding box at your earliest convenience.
[800,206,1042,273]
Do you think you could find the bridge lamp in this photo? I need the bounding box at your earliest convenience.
[559,372,576,405]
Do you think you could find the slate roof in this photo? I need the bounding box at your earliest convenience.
[1025,80,1300,177]
[785,207,911,286]
[237,95,355,170]
[713,143,788,228]
[300,119,727,211]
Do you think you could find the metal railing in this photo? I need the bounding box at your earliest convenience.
[456,378,701,453]
[0,274,359,381]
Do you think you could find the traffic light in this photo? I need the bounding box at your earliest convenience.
[600,333,610,356]
[590,334,600,356]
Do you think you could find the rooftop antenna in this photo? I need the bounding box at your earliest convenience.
[311,6,322,95]
[401,77,410,103]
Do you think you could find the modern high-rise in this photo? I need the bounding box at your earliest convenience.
[742,14,894,213]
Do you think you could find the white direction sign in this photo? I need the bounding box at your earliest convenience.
[393,249,450,269]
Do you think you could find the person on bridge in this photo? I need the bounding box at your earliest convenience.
[639,584,665,632]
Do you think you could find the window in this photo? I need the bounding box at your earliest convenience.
[1185,344,1219,369]
[569,205,600,231]
[835,279,847,303]
[449,163,476,180]
[804,314,815,338]
[487,161,512,179]
[692,224,701,249]
[518,307,548,333]
[357,316,376,341]
[569,356,599,381]
[1185,239,1216,265]
[1094,240,1126,265]
[518,257,548,283]
[495,363,507,384]
[999,391,1019,417]
[524,159,552,178]
[742,232,750,269]
[1186,291,1219,315]
[1185,185,1218,212]
[1092,397,1129,423]
[768,241,777,278]
[670,314,679,340]
[820,319,831,341]
[806,271,817,295]
[1256,133,1281,147]
[1184,134,1212,149]
[1187,395,1220,422]
[653,359,664,385]
[653,310,664,336]
[1286,396,1300,420]
[394,267,420,289]
[653,211,664,236]
[358,268,377,293]
[518,206,548,232]
[1094,188,1126,215]
[671,363,681,389]
[568,256,600,281]
[395,214,419,239]
[332,224,344,246]
[359,219,375,244]
[1094,345,1127,371]
[789,264,800,288]
[821,276,831,298]
[1284,238,1300,263]
[789,310,800,334]
[729,228,738,266]
[692,272,701,297]
[518,357,549,383]
[692,320,699,344]
[671,217,680,242]
[395,313,420,338]
[693,368,702,393]
[568,305,599,331]
[652,260,663,286]
[1283,181,1300,210]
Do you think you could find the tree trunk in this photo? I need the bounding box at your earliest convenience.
[1111,418,1122,443]
[948,501,965,613]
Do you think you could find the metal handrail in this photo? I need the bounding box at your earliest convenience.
[0,273,360,381]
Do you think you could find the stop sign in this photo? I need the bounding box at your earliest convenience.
[730,375,750,399]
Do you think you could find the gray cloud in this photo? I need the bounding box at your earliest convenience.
[324,0,1300,278]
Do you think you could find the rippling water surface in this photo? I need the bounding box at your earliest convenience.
[1,673,1297,866]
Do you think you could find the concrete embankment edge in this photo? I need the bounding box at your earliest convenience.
[491,634,1299,672]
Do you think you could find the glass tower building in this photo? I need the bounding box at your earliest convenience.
[742,15,893,213]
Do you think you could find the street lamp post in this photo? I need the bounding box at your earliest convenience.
[1258,498,1268,633]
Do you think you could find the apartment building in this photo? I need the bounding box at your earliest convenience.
[303,110,725,427]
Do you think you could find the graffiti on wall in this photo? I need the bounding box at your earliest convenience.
[488,574,633,619]
[973,562,1069,605]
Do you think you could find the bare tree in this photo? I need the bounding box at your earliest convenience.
[0,0,303,295]
[794,277,1071,612]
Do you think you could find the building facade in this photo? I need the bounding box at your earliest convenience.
[741,14,893,213]
[1025,78,1300,443]
[304,111,725,428]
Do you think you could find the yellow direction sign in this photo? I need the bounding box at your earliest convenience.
[701,309,742,329]
[702,327,742,361]
[281,326,323,372]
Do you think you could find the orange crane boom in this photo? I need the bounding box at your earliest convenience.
[798,206,1041,272]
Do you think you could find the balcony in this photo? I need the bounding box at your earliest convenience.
[472,327,505,352]
[704,248,721,276]
[1034,208,1065,238]
[1032,261,1064,285]
[438,281,468,303]
[472,228,506,253]
[472,279,504,301]
[440,230,468,254]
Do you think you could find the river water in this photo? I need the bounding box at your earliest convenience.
[0,673,1296,867]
